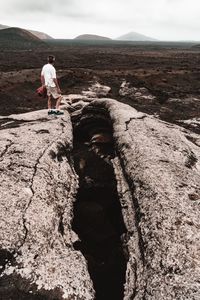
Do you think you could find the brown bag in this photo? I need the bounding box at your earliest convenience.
[36,86,47,98]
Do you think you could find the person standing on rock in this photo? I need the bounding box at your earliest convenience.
[41,55,64,115]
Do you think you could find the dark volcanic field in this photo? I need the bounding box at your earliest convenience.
[0,41,200,132]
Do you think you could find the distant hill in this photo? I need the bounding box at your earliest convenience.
[75,34,111,40]
[116,31,158,41]
[0,24,53,39]
[0,24,9,30]
[0,27,48,49]
[28,30,53,40]
[191,44,200,49]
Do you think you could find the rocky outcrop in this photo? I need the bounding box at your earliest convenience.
[178,117,200,134]
[85,99,200,299]
[0,98,200,299]
[82,82,111,98]
[0,110,94,299]
[119,81,156,103]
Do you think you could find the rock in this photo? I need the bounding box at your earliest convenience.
[82,82,111,98]
[61,83,111,112]
[90,133,112,144]
[62,94,88,104]
[0,98,200,299]
[69,100,89,111]
[0,110,94,299]
[178,118,200,133]
[119,81,156,103]
[168,97,200,105]
[85,99,200,299]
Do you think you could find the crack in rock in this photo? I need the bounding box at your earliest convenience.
[20,139,59,249]
[0,99,200,299]
[125,116,147,131]
[0,140,14,158]
[83,99,200,299]
[0,112,94,300]
[185,151,198,169]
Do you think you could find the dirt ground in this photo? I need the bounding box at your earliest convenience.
[0,44,200,132]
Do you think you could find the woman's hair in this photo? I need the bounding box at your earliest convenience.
[48,55,55,63]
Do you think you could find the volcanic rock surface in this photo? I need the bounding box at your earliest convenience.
[0,96,200,299]
[89,99,200,299]
[0,110,94,299]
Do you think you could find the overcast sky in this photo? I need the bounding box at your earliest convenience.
[0,0,200,40]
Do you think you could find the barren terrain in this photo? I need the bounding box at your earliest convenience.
[0,42,200,300]
[0,43,200,132]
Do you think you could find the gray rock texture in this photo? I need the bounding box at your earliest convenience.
[87,99,200,299]
[0,98,200,299]
[119,81,156,103]
[0,110,94,299]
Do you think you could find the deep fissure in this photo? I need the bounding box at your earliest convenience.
[71,107,128,300]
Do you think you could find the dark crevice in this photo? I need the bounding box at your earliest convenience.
[35,129,50,134]
[0,118,52,130]
[0,140,14,158]
[125,115,146,131]
[71,107,127,300]
[185,135,200,147]
[185,151,198,169]
[0,249,14,275]
[0,272,63,300]
[58,215,64,236]
[0,250,51,299]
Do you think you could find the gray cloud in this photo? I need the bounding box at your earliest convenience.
[0,0,77,14]
[0,0,200,40]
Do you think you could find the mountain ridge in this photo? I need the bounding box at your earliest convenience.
[0,24,53,39]
[74,34,111,40]
[0,27,48,49]
[116,31,158,41]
